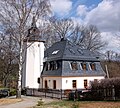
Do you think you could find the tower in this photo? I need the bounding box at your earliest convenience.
[22,17,44,88]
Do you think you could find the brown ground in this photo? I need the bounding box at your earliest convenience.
[0,98,22,105]
[78,102,120,108]
[40,101,120,108]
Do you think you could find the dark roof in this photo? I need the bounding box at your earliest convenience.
[24,16,44,42]
[44,39,100,61]
[42,39,106,77]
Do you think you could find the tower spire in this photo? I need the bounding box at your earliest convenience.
[31,16,36,28]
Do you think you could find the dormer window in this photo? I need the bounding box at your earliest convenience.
[52,50,59,55]
[46,62,50,71]
[71,61,78,70]
[54,61,59,70]
[81,62,88,70]
[90,62,96,70]
[46,61,59,71]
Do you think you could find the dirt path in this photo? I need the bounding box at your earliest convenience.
[0,96,57,108]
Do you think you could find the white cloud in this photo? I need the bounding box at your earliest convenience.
[76,5,88,17]
[50,0,72,16]
[101,32,120,52]
[84,0,120,32]
[74,0,120,52]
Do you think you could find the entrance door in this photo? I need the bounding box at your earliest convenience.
[45,80,47,89]
[53,80,56,89]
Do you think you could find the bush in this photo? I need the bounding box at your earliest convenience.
[71,103,79,108]
[9,89,16,96]
[37,99,44,106]
[68,90,104,101]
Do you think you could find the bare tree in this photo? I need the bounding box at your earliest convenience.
[0,0,51,98]
[76,25,106,51]
[44,20,106,52]
[42,18,74,48]
[0,32,18,87]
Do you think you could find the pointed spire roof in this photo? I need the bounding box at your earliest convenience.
[24,16,45,42]
[31,16,37,28]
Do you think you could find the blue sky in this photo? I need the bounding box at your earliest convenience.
[50,0,120,53]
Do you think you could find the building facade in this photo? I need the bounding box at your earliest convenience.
[22,17,44,89]
[41,39,106,90]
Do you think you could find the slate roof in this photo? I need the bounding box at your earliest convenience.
[44,39,100,61]
[41,39,106,77]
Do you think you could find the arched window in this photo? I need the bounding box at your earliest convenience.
[90,62,96,70]
[54,61,59,70]
[46,61,60,71]
[71,61,78,70]
[50,61,54,70]
[46,62,51,71]
[81,62,88,70]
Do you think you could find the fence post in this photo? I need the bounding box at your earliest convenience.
[45,89,46,98]
[60,89,62,100]
[52,89,53,98]
[112,85,115,100]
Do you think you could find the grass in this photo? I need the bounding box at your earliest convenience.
[33,100,120,108]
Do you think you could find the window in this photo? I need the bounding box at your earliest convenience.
[94,79,98,83]
[84,79,88,88]
[53,80,56,89]
[54,61,59,70]
[46,61,60,71]
[37,77,40,84]
[45,80,48,89]
[71,61,78,70]
[46,62,50,71]
[81,62,87,70]
[90,62,96,70]
[53,61,59,70]
[72,80,77,88]
[52,50,59,55]
[50,61,54,70]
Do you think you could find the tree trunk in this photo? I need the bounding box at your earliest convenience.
[16,40,23,98]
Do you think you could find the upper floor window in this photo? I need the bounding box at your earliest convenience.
[46,62,50,71]
[71,61,78,70]
[81,62,88,70]
[90,62,96,70]
[46,61,59,71]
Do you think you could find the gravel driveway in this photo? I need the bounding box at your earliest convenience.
[0,96,57,108]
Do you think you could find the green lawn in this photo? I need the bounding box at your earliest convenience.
[33,100,120,108]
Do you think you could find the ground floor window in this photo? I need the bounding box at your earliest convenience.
[72,80,77,88]
[84,79,88,88]
[45,80,48,89]
[53,80,56,89]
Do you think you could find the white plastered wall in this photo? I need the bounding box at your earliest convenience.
[42,76,104,90]
[42,77,62,89]
[22,42,44,88]
[62,76,105,90]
